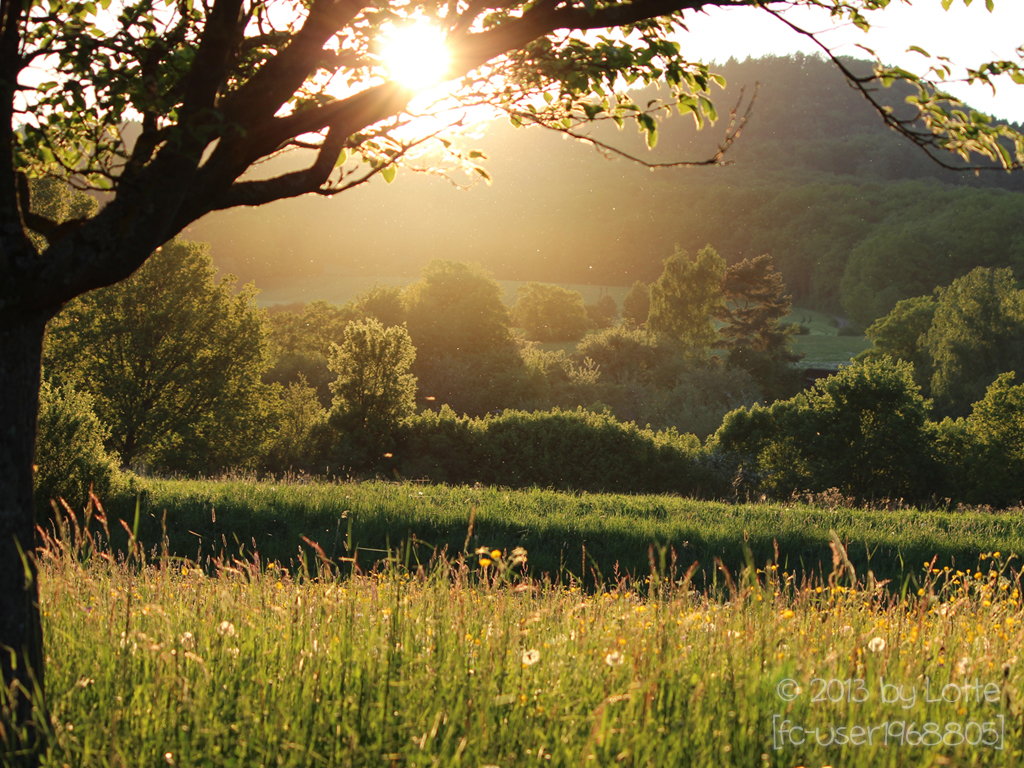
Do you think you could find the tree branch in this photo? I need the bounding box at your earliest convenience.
[513,85,756,168]
[208,127,348,208]
[763,5,1021,172]
[219,0,364,128]
[180,0,245,119]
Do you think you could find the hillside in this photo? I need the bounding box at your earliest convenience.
[189,54,1024,325]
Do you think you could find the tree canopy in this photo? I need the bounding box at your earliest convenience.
[511,282,589,342]
[3,0,1024,750]
[43,239,273,473]
[648,245,725,355]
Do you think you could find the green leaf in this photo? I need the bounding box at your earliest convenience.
[334,148,348,168]
[637,113,658,148]
[699,95,717,123]
[381,164,396,183]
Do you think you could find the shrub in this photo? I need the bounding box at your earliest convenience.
[262,378,331,476]
[396,407,709,496]
[35,382,122,511]
[709,359,937,502]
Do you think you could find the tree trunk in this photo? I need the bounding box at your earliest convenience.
[0,311,47,762]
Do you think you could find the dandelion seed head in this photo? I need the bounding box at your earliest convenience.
[605,651,624,666]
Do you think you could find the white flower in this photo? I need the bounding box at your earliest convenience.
[217,621,236,637]
[605,651,624,667]
[867,636,886,653]
[522,649,541,666]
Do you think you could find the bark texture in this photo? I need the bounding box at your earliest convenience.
[0,311,47,761]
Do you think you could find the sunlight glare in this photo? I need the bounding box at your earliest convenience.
[380,24,451,92]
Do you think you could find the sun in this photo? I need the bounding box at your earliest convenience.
[380,24,452,92]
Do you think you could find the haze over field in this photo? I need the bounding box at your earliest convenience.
[188,54,1024,324]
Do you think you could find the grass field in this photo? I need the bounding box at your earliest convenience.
[87,479,1024,598]
[30,488,1024,767]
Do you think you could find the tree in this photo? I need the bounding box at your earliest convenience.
[647,245,725,356]
[43,239,272,473]
[854,293,937,391]
[511,282,589,342]
[327,318,417,466]
[2,0,1023,749]
[621,281,651,328]
[265,285,405,406]
[265,300,355,406]
[351,284,407,329]
[714,254,802,398]
[585,294,618,329]
[405,261,513,360]
[924,267,1024,418]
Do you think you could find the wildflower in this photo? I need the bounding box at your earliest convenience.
[217,620,236,637]
[491,549,502,559]
[479,558,492,567]
[780,610,794,620]
[605,651,624,666]
[867,637,886,653]
[522,649,541,666]
[179,632,195,648]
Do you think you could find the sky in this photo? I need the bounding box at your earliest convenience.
[679,0,1024,123]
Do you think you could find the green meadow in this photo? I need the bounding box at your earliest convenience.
[93,479,1024,590]
[31,479,1024,767]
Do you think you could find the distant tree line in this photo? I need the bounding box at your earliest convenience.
[36,239,1024,510]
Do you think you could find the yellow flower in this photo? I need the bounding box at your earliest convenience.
[479,558,492,567]
[781,610,795,619]
[491,549,502,559]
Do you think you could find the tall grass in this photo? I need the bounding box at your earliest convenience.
[23,503,1024,767]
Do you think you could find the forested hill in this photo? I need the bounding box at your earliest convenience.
[189,53,1024,325]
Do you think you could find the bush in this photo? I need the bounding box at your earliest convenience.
[395,407,711,496]
[709,359,937,502]
[35,382,122,511]
[574,326,667,385]
[934,373,1024,507]
[262,378,331,476]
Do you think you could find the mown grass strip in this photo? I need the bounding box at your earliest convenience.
[88,479,1024,588]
